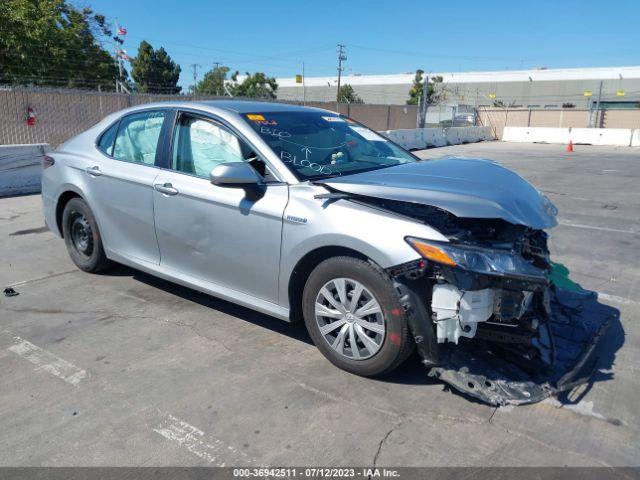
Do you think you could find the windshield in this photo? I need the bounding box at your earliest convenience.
[243,111,416,180]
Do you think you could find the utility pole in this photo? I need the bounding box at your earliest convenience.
[191,64,200,96]
[336,44,346,104]
[211,62,222,96]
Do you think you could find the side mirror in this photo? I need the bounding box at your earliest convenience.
[210,162,261,187]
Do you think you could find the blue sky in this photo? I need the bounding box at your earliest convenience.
[84,0,640,89]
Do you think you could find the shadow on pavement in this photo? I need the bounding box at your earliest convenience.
[99,264,439,386]
[98,264,623,399]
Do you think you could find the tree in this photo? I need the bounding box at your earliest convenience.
[196,65,230,96]
[130,41,181,94]
[229,71,278,99]
[406,70,425,106]
[0,0,121,90]
[407,70,443,105]
[338,84,363,104]
[492,99,518,108]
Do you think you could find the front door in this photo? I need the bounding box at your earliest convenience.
[152,113,288,304]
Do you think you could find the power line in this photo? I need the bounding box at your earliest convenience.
[121,33,335,66]
[6,37,338,74]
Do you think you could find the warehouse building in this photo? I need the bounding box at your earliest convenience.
[275,66,640,108]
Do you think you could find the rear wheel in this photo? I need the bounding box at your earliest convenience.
[302,256,413,377]
[62,198,110,272]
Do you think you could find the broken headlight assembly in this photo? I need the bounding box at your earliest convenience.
[405,237,546,280]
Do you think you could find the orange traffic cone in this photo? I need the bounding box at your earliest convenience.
[567,140,574,152]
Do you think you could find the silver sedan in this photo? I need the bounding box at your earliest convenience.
[42,100,562,386]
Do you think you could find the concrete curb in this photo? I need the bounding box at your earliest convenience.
[382,126,493,150]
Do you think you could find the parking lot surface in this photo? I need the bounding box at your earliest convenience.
[1,142,639,467]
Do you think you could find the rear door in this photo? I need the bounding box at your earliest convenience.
[88,109,167,264]
[152,111,288,304]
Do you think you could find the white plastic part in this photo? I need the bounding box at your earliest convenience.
[431,284,495,344]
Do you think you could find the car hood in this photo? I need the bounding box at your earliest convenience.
[318,157,558,229]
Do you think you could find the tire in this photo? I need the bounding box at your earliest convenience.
[62,197,110,273]
[302,256,413,377]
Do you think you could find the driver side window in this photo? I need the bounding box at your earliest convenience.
[172,115,246,178]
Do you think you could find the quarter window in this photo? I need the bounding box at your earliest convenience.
[172,115,266,179]
[112,110,165,165]
[97,122,118,156]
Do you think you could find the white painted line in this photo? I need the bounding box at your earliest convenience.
[8,336,88,386]
[153,412,252,466]
[9,269,78,288]
[558,220,638,235]
[597,292,640,307]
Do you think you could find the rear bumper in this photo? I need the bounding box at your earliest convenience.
[42,191,61,237]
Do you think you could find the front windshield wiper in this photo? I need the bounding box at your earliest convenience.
[313,191,351,200]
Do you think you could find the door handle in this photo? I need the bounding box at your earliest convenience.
[85,166,102,176]
[154,182,179,196]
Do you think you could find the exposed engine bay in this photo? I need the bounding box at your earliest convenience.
[356,195,616,405]
[374,198,553,346]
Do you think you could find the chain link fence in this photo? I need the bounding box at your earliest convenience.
[0,87,420,147]
[477,107,640,138]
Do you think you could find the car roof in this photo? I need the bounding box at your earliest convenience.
[121,100,333,116]
[196,100,330,114]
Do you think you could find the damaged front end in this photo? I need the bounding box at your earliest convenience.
[376,199,615,406]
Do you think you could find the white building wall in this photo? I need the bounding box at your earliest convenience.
[276,66,640,106]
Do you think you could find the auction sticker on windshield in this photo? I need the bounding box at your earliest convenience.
[322,116,345,122]
[349,125,385,141]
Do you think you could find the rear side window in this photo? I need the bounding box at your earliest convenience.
[97,122,118,156]
[112,111,166,165]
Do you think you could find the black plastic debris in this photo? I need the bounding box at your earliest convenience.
[3,287,19,297]
[426,287,618,406]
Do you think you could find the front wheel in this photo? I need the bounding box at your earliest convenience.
[302,256,413,377]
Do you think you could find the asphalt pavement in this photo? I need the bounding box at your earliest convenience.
[1,142,638,467]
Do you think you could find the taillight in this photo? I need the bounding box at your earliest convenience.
[42,155,55,169]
